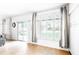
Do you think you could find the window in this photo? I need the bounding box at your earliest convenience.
[17,20,32,41]
[36,8,61,47]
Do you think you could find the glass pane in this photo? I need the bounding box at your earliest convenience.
[36,8,61,47]
[17,20,32,41]
[11,13,32,41]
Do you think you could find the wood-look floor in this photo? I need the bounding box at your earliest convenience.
[0,41,71,55]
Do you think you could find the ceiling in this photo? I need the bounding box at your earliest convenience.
[0,0,64,16]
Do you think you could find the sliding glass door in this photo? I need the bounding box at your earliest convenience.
[36,9,61,47]
[15,14,32,42]
[17,20,32,41]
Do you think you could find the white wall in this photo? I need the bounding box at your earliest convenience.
[69,4,79,55]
